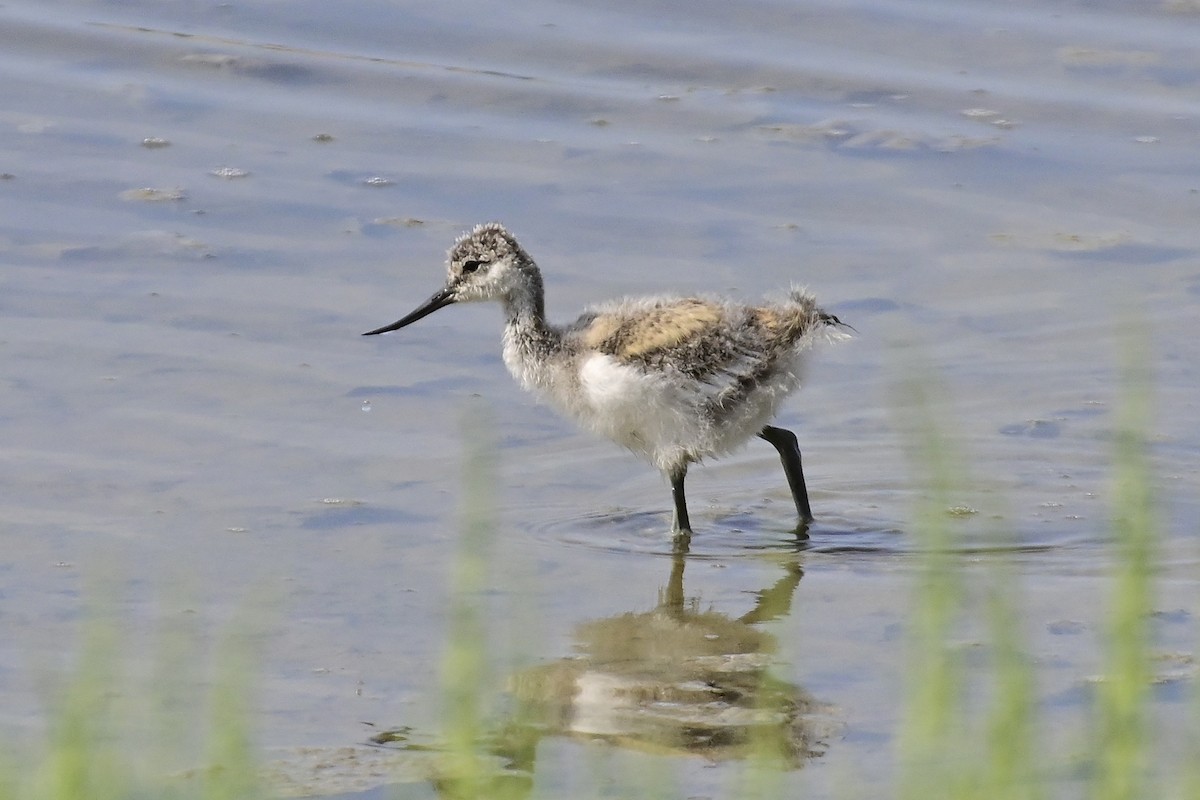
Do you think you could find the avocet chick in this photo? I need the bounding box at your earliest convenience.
[364,222,849,538]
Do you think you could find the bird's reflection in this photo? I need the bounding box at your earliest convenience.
[503,551,828,763]
[375,549,837,798]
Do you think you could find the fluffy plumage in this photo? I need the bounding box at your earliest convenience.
[364,222,850,538]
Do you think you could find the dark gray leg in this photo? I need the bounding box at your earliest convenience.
[758,425,814,526]
[669,464,692,536]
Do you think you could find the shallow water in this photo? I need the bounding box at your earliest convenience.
[2,0,1199,796]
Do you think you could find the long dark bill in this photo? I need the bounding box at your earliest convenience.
[362,287,457,336]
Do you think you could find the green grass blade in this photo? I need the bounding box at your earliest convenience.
[1092,341,1156,800]
[438,406,499,800]
[896,371,968,800]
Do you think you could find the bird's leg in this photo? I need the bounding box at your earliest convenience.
[668,464,692,538]
[758,425,814,532]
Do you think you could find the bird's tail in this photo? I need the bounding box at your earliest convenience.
[775,287,854,345]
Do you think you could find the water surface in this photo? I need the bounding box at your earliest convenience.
[2,0,1198,796]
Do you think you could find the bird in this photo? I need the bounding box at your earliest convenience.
[364,222,850,539]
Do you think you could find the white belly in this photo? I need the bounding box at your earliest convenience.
[576,353,787,471]
[578,354,691,462]
[505,338,802,473]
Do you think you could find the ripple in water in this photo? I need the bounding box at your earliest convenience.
[529,497,1086,562]
[532,500,909,559]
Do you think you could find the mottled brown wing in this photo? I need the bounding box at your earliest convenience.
[579,299,725,360]
[576,298,790,389]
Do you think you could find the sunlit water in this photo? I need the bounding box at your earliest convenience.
[2,0,1198,796]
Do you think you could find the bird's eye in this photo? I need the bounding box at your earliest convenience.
[461,259,485,274]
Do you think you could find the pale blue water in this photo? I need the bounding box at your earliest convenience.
[2,0,1198,796]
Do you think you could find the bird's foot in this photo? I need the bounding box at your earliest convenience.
[793,517,813,541]
[671,527,692,553]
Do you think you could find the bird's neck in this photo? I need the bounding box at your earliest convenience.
[500,273,561,394]
[503,291,544,330]
[501,268,553,341]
